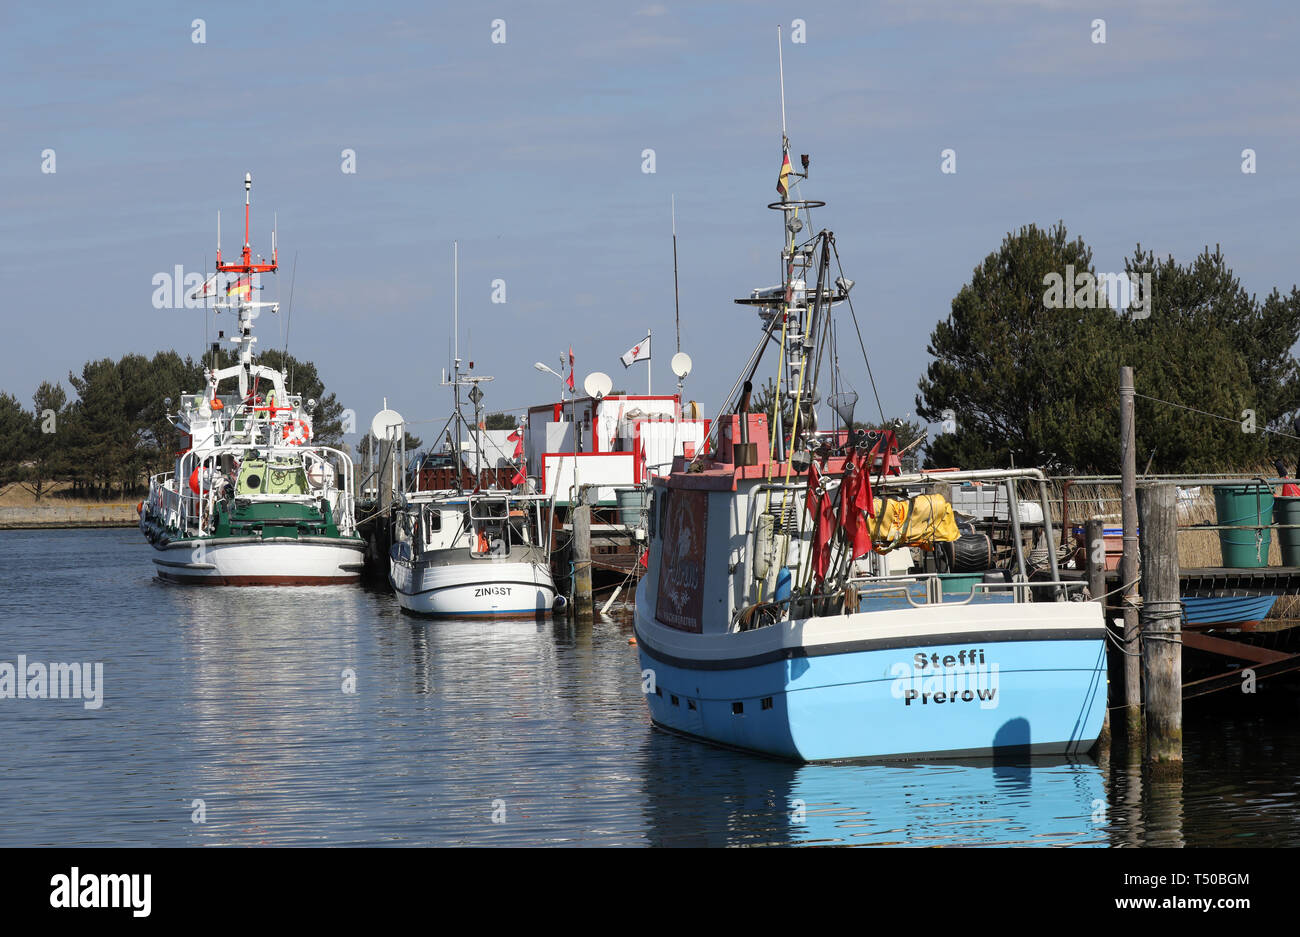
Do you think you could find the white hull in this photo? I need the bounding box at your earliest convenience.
[390,557,555,617]
[151,536,365,585]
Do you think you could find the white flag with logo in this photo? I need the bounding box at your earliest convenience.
[620,334,651,368]
[189,272,222,302]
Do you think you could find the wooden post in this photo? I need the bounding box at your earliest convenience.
[1138,482,1182,767]
[1119,366,1142,744]
[572,485,594,620]
[378,435,393,515]
[376,434,395,565]
[1086,518,1111,748]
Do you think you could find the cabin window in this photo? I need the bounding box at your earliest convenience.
[507,510,529,546]
[426,510,442,532]
[732,702,744,715]
[670,694,679,706]
[761,697,773,711]
[687,699,696,711]
[471,521,509,557]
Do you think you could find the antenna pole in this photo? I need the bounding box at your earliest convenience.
[454,240,459,365]
[777,25,787,142]
[672,195,681,358]
[647,327,652,396]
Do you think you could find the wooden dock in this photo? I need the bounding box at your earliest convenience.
[1098,564,1300,698]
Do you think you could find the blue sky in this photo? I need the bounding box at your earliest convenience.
[3,0,1299,444]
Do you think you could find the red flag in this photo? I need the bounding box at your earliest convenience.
[509,427,524,459]
[511,468,526,487]
[838,449,874,559]
[566,346,576,392]
[805,461,835,588]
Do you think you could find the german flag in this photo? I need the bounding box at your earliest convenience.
[226,276,252,298]
[776,147,793,199]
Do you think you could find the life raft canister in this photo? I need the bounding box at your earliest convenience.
[282,419,311,445]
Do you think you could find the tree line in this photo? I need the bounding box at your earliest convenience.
[916,222,1300,474]
[0,348,345,500]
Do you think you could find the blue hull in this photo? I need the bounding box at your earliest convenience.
[637,637,1108,762]
[1181,594,1277,625]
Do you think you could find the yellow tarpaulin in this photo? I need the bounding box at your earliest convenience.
[867,494,961,553]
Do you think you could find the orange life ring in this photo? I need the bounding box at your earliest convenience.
[282,419,311,445]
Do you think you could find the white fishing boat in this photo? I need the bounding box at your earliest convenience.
[139,174,364,585]
[387,244,558,617]
[632,71,1107,761]
[389,487,557,617]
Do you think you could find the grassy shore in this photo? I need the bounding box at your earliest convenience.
[0,482,139,529]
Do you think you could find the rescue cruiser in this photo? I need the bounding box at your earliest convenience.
[139,174,364,585]
[632,104,1108,761]
[387,244,558,617]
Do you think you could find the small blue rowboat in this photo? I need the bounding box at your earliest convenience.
[1181,594,1277,626]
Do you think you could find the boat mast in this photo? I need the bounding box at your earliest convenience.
[214,173,278,398]
[453,241,463,493]
[775,25,794,461]
[441,242,495,492]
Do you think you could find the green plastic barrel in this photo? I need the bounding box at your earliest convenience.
[1213,484,1273,568]
[1274,496,1300,567]
[939,573,984,595]
[616,488,646,527]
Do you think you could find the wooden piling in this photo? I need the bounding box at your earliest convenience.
[1119,366,1143,744]
[1138,482,1182,767]
[572,486,594,620]
[377,435,394,559]
[1086,518,1111,748]
[378,437,393,509]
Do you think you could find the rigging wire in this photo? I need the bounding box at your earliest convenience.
[829,238,886,427]
[1133,392,1300,441]
[282,252,298,393]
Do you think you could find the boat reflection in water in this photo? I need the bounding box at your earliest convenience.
[639,733,1107,847]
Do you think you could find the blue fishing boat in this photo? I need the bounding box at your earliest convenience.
[633,113,1108,762]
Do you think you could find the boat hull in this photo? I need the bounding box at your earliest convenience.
[150,536,365,585]
[1181,594,1277,625]
[389,557,556,618]
[634,584,1108,762]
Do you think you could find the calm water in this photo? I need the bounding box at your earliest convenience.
[1,527,1297,847]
